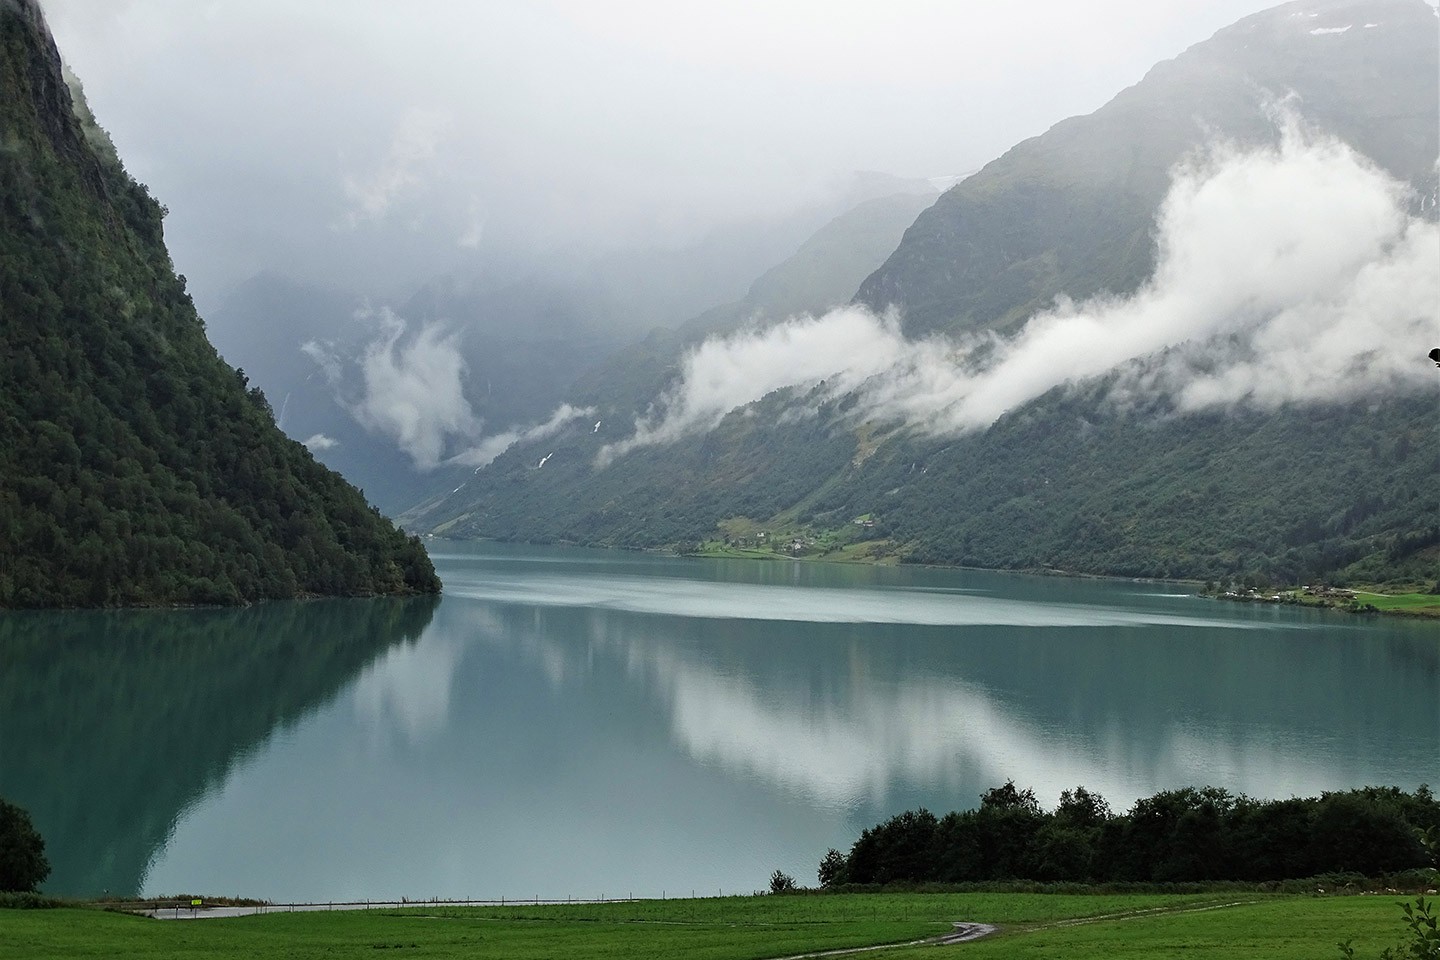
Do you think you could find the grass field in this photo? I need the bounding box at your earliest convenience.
[0,892,1416,959]
[1350,591,1440,615]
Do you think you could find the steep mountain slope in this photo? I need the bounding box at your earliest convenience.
[0,0,439,606]
[408,0,1438,588]
[857,0,1438,337]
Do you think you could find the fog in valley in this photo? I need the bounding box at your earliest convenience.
[40,0,1437,507]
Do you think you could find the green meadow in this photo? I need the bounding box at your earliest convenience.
[1,892,1416,960]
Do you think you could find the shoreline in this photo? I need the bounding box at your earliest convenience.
[428,535,1440,621]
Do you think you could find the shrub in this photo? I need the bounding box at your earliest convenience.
[0,798,49,893]
[769,870,797,894]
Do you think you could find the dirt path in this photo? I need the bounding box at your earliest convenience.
[765,922,997,960]
[762,897,1261,959]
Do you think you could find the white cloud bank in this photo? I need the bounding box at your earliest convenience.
[306,309,595,472]
[347,307,481,470]
[452,403,596,469]
[597,307,913,467]
[597,126,1438,466]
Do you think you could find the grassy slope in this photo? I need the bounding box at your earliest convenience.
[1,893,1410,959]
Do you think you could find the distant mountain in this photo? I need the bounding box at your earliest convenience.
[684,190,942,340]
[206,179,937,515]
[407,0,1439,588]
[857,0,1438,337]
[562,189,940,417]
[0,0,438,606]
[417,170,939,340]
[399,187,938,525]
[203,272,613,514]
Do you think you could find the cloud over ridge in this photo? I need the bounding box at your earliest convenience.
[596,125,1438,466]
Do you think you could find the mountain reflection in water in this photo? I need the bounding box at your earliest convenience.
[3,542,1434,900]
[0,597,437,895]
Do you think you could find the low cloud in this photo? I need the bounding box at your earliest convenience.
[348,307,482,470]
[302,432,339,452]
[457,195,485,249]
[596,307,911,467]
[452,403,597,469]
[598,125,1437,465]
[338,107,450,230]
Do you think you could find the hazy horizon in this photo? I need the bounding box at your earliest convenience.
[44,0,1274,312]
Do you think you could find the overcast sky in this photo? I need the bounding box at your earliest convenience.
[44,0,1278,309]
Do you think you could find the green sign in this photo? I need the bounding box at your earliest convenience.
[191,899,202,906]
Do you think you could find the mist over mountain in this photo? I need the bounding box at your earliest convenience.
[41,1,1269,311]
[409,0,1439,586]
[856,0,1438,339]
[212,178,938,513]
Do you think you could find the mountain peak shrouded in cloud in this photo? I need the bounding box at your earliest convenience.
[338,107,452,231]
[856,0,1439,340]
[593,122,1435,464]
[216,172,943,512]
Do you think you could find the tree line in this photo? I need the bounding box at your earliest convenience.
[819,782,1438,887]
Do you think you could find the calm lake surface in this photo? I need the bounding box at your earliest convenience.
[2,542,1437,900]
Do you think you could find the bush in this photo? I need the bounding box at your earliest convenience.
[0,798,49,892]
[769,869,797,894]
[0,891,63,909]
[1338,895,1439,960]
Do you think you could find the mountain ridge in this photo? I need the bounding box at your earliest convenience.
[405,0,1439,588]
[856,0,1438,338]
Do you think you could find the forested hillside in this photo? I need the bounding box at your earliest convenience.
[0,0,439,607]
[410,385,1438,586]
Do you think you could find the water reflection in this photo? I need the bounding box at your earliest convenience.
[3,543,1436,901]
[450,545,1438,824]
[447,568,1275,630]
[352,625,466,743]
[0,597,436,896]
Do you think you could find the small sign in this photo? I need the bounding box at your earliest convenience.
[191,899,202,906]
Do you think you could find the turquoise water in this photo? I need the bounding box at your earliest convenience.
[1,541,1435,900]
